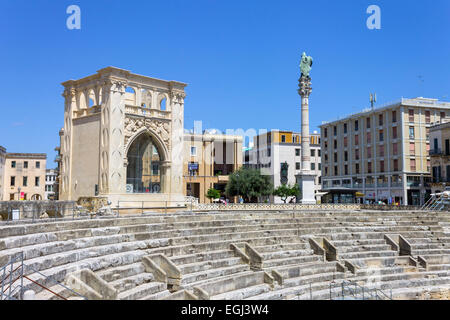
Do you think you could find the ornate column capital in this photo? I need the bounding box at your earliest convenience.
[298,75,312,98]
[170,90,186,104]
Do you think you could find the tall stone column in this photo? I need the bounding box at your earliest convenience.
[295,52,316,204]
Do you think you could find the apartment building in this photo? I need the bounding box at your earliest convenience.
[2,153,47,201]
[45,168,59,200]
[246,130,322,203]
[0,146,6,201]
[320,97,450,205]
[183,131,243,203]
[429,121,450,194]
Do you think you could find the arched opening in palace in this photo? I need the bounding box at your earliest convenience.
[126,133,163,194]
[31,194,42,200]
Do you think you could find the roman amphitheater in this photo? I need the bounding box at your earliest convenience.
[1,204,449,300]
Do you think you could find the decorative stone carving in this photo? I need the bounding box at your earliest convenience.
[124,116,171,152]
[298,75,312,98]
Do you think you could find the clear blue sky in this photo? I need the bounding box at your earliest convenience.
[0,0,449,168]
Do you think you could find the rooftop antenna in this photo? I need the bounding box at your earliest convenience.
[370,93,377,110]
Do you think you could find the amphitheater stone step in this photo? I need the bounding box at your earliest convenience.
[178,256,244,275]
[169,249,235,266]
[211,283,272,300]
[180,264,251,287]
[339,250,397,260]
[117,281,167,300]
[110,273,155,292]
[96,262,145,282]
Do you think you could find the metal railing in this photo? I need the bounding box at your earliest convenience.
[0,252,87,300]
[330,281,393,300]
[116,199,196,214]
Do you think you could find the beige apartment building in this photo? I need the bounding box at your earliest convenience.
[320,97,450,206]
[183,131,243,203]
[2,152,47,201]
[245,130,322,203]
[429,121,450,194]
[0,146,5,201]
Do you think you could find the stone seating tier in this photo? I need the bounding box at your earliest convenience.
[1,210,449,300]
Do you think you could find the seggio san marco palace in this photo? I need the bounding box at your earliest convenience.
[58,67,187,207]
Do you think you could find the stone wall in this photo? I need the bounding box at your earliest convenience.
[0,201,76,220]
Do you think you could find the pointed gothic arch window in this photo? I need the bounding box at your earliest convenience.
[126,133,163,193]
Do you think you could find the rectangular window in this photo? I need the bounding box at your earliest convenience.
[344,151,348,162]
[426,127,430,140]
[10,176,15,186]
[311,149,315,157]
[355,134,359,145]
[392,126,397,139]
[409,127,414,139]
[379,146,384,157]
[410,142,415,155]
[354,120,359,131]
[318,150,321,157]
[296,162,300,170]
[334,166,338,175]
[344,123,347,134]
[324,128,328,138]
[190,146,197,156]
[409,109,414,122]
[152,164,159,175]
[344,165,348,175]
[425,110,430,123]
[378,114,383,126]
[355,163,360,174]
[368,162,372,174]
[446,139,450,155]
[35,177,39,187]
[441,112,446,121]
[11,161,16,168]
[367,132,371,144]
[393,143,398,155]
[392,111,397,123]
[311,163,315,170]
[366,117,371,129]
[23,176,27,187]
[334,153,338,162]
[380,161,384,172]
[394,159,399,171]
[355,150,359,160]
[333,126,337,136]
[10,194,14,201]
[379,130,384,142]
[318,163,321,170]
[36,161,40,169]
[410,159,416,171]
[281,135,286,143]
[24,161,28,169]
[295,149,300,156]
[344,137,348,147]
[367,147,372,158]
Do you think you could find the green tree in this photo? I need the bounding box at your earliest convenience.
[273,184,300,203]
[206,188,221,202]
[225,168,273,203]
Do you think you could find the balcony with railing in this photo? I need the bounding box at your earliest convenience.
[125,105,171,119]
[429,148,442,156]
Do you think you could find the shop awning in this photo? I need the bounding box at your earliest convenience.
[355,192,365,197]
